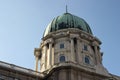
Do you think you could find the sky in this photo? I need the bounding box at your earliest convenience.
[0,0,120,76]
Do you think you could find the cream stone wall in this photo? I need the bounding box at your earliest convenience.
[45,68,110,80]
[34,28,116,80]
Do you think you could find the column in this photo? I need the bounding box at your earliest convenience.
[44,45,47,69]
[77,38,81,63]
[35,56,39,71]
[94,46,99,64]
[34,48,40,72]
[51,45,54,66]
[48,43,52,68]
[98,48,102,64]
[71,38,75,62]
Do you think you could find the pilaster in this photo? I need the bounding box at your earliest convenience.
[44,45,47,69]
[70,38,75,62]
[77,37,82,64]
[46,38,54,68]
[92,41,100,65]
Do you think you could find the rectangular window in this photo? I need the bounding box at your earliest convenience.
[85,56,90,64]
[0,74,5,80]
[60,55,65,62]
[8,77,14,80]
[14,78,20,80]
[83,44,88,51]
[60,43,64,49]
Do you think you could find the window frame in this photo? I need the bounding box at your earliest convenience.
[83,44,88,51]
[60,43,64,49]
[59,55,66,62]
[85,56,90,64]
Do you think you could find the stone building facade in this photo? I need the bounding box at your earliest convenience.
[0,12,120,80]
[34,13,120,80]
[0,61,43,80]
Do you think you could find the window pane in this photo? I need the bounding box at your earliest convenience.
[60,56,65,62]
[83,45,88,51]
[60,44,64,49]
[0,74,5,80]
[8,77,14,80]
[85,56,90,64]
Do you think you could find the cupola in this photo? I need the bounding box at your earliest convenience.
[43,13,92,37]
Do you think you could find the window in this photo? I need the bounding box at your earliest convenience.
[60,43,64,49]
[83,44,88,51]
[59,55,65,62]
[14,78,20,80]
[0,74,4,80]
[58,22,67,29]
[8,77,14,80]
[73,38,77,44]
[85,56,90,64]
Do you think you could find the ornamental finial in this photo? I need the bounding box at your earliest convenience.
[66,5,68,13]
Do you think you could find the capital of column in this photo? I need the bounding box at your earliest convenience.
[92,41,100,47]
[43,39,54,48]
[34,48,41,59]
[76,37,82,40]
[46,38,54,44]
[70,34,79,39]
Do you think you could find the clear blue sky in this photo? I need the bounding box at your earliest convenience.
[0,0,120,76]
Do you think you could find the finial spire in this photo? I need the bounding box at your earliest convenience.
[66,5,68,13]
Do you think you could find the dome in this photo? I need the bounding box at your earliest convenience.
[43,13,92,37]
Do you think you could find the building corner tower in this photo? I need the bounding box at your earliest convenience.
[34,12,111,80]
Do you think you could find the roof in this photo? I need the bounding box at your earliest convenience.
[43,13,92,37]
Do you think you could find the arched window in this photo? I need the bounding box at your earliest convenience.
[59,55,66,62]
[85,56,90,64]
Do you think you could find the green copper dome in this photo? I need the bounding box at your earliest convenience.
[43,13,92,37]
